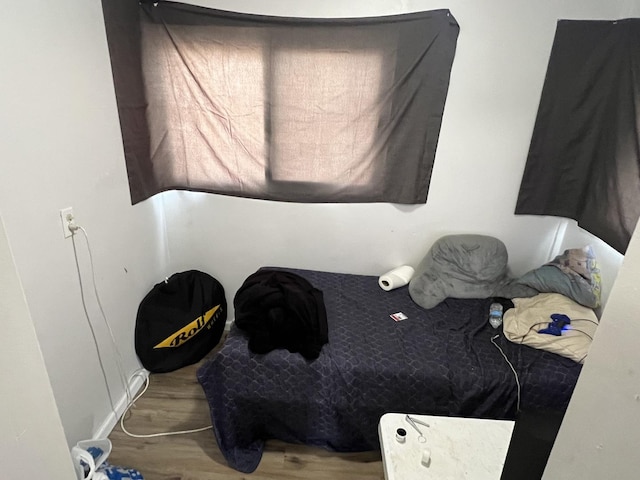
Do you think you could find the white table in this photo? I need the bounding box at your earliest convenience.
[378,413,515,480]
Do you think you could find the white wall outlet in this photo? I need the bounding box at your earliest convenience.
[59,207,74,238]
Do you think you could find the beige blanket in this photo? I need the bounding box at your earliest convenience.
[503,293,598,363]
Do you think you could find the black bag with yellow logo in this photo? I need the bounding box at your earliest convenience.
[135,270,226,373]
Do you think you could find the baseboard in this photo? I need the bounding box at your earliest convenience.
[93,370,149,440]
[224,317,234,332]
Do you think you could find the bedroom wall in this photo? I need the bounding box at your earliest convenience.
[162,0,632,317]
[0,0,168,447]
[0,214,76,479]
[543,219,640,479]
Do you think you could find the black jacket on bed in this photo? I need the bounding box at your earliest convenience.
[234,269,328,359]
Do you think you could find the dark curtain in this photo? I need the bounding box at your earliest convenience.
[516,19,640,254]
[102,1,459,204]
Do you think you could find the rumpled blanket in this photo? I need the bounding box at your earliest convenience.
[234,269,328,359]
[516,246,601,309]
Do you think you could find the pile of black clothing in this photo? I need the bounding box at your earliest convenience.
[234,269,328,360]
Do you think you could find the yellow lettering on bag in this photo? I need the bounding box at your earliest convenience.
[153,305,220,349]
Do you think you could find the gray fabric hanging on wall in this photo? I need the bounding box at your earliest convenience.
[102,1,459,205]
[516,19,640,254]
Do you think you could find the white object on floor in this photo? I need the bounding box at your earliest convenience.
[71,438,112,480]
[378,413,514,480]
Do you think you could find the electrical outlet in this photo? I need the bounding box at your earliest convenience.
[59,207,74,238]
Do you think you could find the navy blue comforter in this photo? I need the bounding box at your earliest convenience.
[197,268,581,473]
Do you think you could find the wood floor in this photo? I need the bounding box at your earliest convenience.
[108,349,384,480]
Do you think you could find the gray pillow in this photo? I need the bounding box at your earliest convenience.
[517,265,598,308]
[409,234,510,310]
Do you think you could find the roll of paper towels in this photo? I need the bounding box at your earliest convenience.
[378,265,415,291]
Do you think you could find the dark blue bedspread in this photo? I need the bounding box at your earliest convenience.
[196,268,581,473]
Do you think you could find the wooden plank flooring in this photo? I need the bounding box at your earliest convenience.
[108,348,384,480]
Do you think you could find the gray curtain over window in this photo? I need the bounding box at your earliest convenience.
[102,1,459,204]
[516,19,640,254]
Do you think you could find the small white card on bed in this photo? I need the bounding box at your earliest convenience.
[390,312,408,322]
[378,413,514,480]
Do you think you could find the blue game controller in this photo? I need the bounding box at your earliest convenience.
[539,313,571,336]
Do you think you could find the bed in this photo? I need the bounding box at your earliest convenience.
[196,267,582,473]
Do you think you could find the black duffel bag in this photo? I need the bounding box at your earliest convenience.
[135,270,226,373]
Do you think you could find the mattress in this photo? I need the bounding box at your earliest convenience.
[197,268,582,473]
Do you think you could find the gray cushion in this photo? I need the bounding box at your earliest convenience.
[409,234,510,310]
[516,246,602,309]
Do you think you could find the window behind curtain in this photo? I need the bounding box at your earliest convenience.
[102,1,459,204]
[516,19,640,254]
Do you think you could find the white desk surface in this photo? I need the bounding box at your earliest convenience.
[378,413,515,480]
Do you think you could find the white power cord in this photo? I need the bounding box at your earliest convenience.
[69,221,212,438]
[71,231,119,412]
[119,370,212,438]
[75,225,132,409]
[491,334,521,413]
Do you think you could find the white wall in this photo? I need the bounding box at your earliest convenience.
[0,0,168,446]
[543,219,640,479]
[0,215,76,479]
[163,0,636,316]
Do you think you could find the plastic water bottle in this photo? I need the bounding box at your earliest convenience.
[489,302,503,329]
